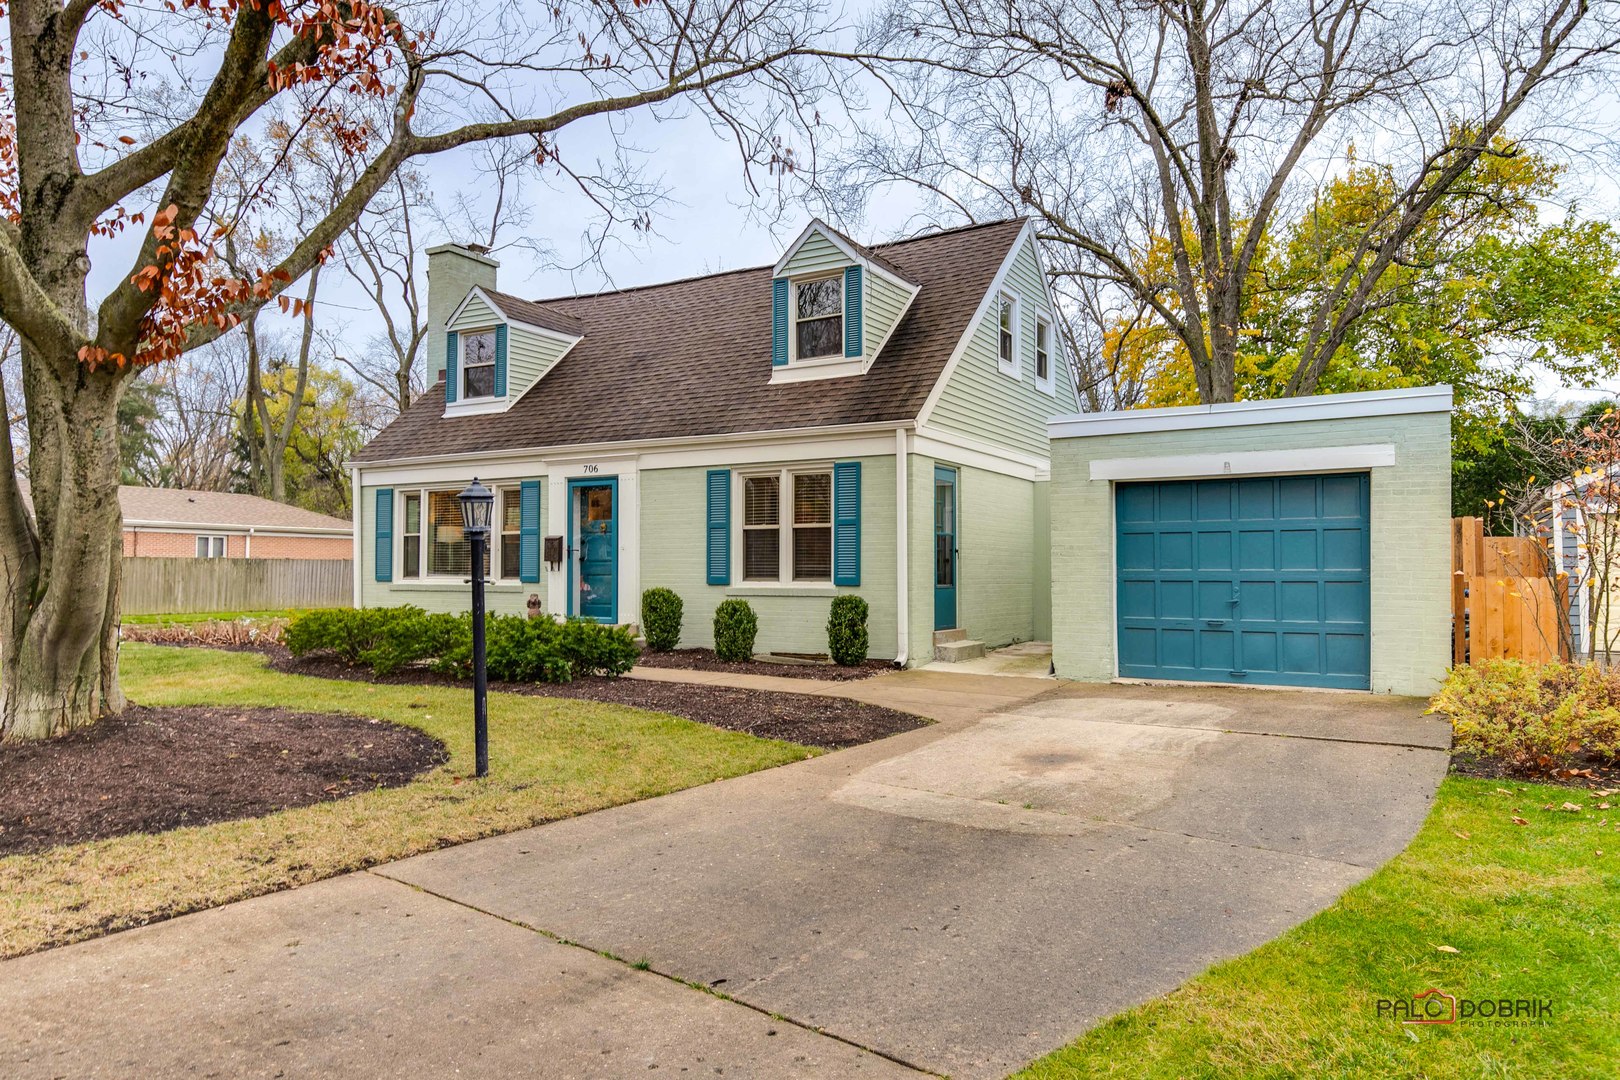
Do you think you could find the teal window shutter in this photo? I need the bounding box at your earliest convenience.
[771,278,789,366]
[706,469,731,585]
[444,331,458,403]
[833,461,860,586]
[494,324,508,396]
[374,488,394,582]
[518,479,542,583]
[843,266,862,357]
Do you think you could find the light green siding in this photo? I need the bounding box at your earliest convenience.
[639,458,899,659]
[505,325,572,399]
[1049,412,1452,697]
[860,270,912,361]
[779,230,849,277]
[948,463,1040,649]
[358,482,544,617]
[447,292,501,332]
[928,236,1080,458]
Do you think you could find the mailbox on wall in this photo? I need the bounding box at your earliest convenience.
[544,535,565,572]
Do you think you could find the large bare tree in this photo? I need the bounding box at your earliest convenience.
[850,0,1620,403]
[0,0,845,740]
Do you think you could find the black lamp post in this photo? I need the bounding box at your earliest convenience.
[458,478,495,778]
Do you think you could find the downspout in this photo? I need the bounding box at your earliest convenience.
[895,426,909,667]
[246,527,254,559]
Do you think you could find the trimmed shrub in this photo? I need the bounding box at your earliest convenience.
[641,587,683,652]
[284,605,636,682]
[827,595,870,666]
[1429,659,1620,774]
[713,599,758,663]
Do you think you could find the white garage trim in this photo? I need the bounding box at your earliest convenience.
[1049,385,1452,440]
[1090,444,1396,482]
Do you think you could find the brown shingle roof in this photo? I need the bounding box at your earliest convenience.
[481,289,585,337]
[354,218,1026,463]
[116,487,351,531]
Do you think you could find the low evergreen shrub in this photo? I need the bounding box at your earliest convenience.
[713,599,758,662]
[641,587,683,652]
[827,595,870,666]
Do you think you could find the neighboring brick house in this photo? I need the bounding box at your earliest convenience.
[112,487,352,560]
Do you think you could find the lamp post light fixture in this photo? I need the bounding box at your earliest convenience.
[458,478,495,778]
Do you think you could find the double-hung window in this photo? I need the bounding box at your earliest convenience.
[741,468,833,583]
[196,535,226,558]
[499,487,522,580]
[401,493,422,579]
[460,329,498,399]
[793,275,843,360]
[1034,314,1054,392]
[996,292,1020,376]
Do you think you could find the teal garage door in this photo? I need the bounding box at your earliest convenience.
[1115,474,1371,689]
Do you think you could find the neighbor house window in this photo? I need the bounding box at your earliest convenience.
[741,468,833,583]
[996,292,1020,376]
[499,487,521,580]
[461,329,497,399]
[1034,315,1053,392]
[196,535,226,558]
[793,275,843,360]
[401,493,422,579]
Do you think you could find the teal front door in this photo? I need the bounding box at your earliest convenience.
[570,479,617,622]
[934,466,957,631]
[1115,474,1370,689]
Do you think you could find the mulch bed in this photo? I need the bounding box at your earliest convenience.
[634,647,892,681]
[268,649,926,749]
[0,706,447,856]
[1450,751,1620,789]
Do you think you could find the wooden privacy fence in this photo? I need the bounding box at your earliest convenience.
[121,557,352,615]
[1452,517,1567,665]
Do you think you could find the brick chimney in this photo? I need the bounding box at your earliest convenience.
[425,243,499,386]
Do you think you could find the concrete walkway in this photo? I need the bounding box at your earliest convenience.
[0,671,1448,1079]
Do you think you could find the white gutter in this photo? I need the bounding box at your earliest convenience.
[350,466,363,610]
[122,519,351,537]
[894,425,909,667]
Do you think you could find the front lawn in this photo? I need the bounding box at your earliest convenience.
[1016,775,1620,1079]
[0,644,814,959]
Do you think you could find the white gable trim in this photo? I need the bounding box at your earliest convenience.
[770,218,917,293]
[915,219,1038,428]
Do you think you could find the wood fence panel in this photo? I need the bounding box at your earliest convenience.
[1451,517,1568,665]
[121,557,352,615]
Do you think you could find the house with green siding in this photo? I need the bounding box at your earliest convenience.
[348,218,1078,664]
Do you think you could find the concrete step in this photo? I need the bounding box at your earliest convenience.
[933,638,986,663]
[933,628,967,646]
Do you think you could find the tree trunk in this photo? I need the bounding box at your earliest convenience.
[0,352,127,740]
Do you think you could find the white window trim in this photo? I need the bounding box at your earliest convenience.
[1033,313,1055,395]
[459,326,500,403]
[995,291,1021,379]
[394,486,522,582]
[196,534,227,558]
[789,272,845,364]
[736,465,837,587]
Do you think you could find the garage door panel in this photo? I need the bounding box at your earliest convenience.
[1115,473,1370,690]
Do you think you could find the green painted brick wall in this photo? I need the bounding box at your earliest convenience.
[953,464,1039,649]
[639,458,899,658]
[359,483,543,617]
[426,247,497,386]
[1049,412,1452,697]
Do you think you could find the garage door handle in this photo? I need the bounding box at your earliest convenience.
[1204,619,1227,627]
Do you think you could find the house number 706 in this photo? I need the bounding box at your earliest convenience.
[580,464,600,475]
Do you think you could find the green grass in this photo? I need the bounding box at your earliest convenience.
[121,608,313,625]
[0,644,815,959]
[1016,776,1620,1079]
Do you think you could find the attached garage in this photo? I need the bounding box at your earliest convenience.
[1048,387,1452,697]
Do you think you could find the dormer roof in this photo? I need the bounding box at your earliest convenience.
[771,217,919,287]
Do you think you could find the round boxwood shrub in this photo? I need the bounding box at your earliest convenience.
[713,598,758,663]
[641,587,683,652]
[827,595,869,666]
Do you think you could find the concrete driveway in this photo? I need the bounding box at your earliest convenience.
[0,674,1448,1079]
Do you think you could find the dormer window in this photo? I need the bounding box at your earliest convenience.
[461,329,498,399]
[793,275,844,360]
